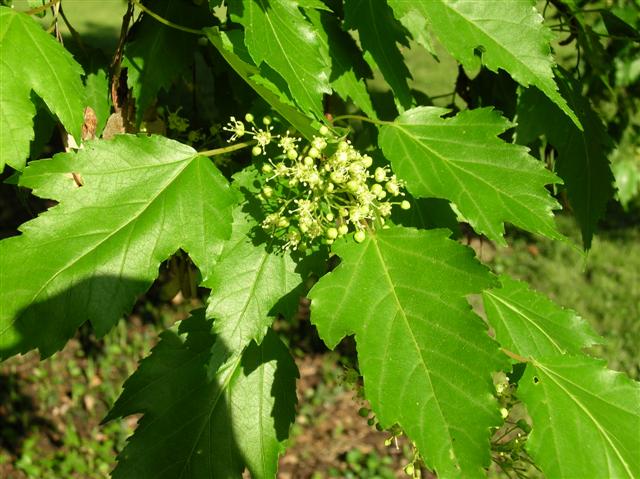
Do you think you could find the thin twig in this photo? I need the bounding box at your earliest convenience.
[198,140,256,157]
[131,0,203,35]
[26,0,60,16]
[110,1,135,112]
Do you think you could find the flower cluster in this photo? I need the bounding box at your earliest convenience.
[223,115,409,251]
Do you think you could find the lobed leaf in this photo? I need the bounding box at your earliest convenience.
[305,8,376,118]
[124,0,211,124]
[205,28,318,140]
[343,0,413,111]
[517,69,615,249]
[519,355,640,479]
[0,135,235,358]
[387,0,579,126]
[483,275,602,358]
[0,6,86,171]
[106,311,298,479]
[204,205,302,357]
[309,227,506,478]
[231,0,330,119]
[379,107,562,244]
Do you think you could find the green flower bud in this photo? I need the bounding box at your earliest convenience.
[401,200,411,210]
[319,125,330,136]
[308,147,320,158]
[287,149,298,160]
[252,146,262,156]
[244,113,254,123]
[304,156,314,166]
[278,217,289,228]
[262,186,273,198]
[338,224,349,236]
[326,227,338,239]
[347,180,359,192]
[354,230,366,243]
[261,164,273,174]
[371,183,383,196]
[262,116,272,125]
[326,212,335,221]
[362,155,373,168]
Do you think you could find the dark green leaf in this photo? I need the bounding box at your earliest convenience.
[107,311,298,479]
[344,0,413,111]
[124,0,211,123]
[517,69,615,248]
[305,8,376,118]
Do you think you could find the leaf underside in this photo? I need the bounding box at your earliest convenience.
[0,7,85,171]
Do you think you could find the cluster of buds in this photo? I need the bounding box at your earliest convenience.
[223,115,409,251]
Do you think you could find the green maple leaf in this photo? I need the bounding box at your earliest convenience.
[0,135,235,359]
[305,9,376,118]
[379,107,562,245]
[124,0,211,124]
[309,227,507,478]
[387,0,579,126]
[519,355,640,479]
[106,311,298,479]
[343,0,413,111]
[483,275,602,358]
[0,7,85,171]
[204,205,302,356]
[205,28,318,140]
[230,0,330,119]
[517,69,615,249]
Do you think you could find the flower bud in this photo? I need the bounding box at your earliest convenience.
[303,156,314,166]
[252,146,262,156]
[287,149,298,160]
[338,224,349,236]
[354,230,366,243]
[319,125,330,136]
[244,113,254,123]
[261,164,273,174]
[362,155,373,168]
[262,116,272,125]
[326,227,338,240]
[401,200,411,210]
[262,186,273,198]
[308,147,320,159]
